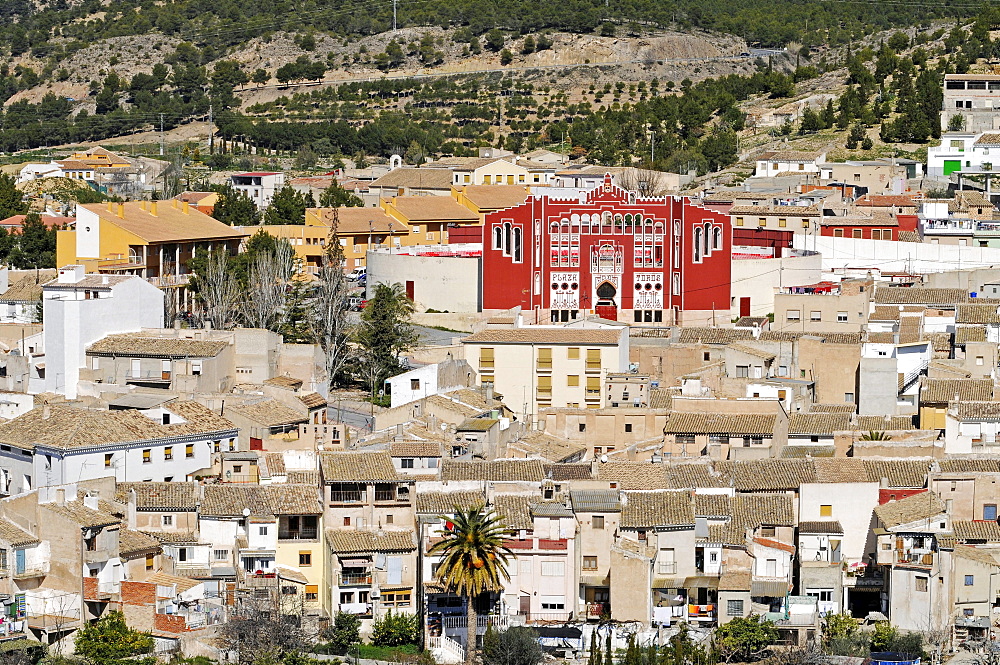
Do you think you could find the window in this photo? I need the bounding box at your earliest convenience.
[541,561,565,576]
[386,514,394,524]
[735,217,744,227]
[778,218,787,228]
[624,424,633,433]
[836,311,848,323]
[145,555,154,571]
[966,575,975,586]
[410,379,420,390]
[977,356,985,366]
[844,393,854,403]
[568,347,580,360]
[834,228,844,237]
[984,504,997,521]
[480,348,495,369]
[761,526,775,537]
[164,446,173,461]
[586,349,601,371]
[703,352,711,362]
[579,423,586,432]
[185,444,194,458]
[736,365,749,378]
[142,449,151,463]
[401,458,414,469]
[583,556,598,570]
[299,551,312,566]
[214,549,229,560]
[162,515,173,526]
[537,375,552,397]
[786,309,800,321]
[727,600,744,616]
[305,585,319,601]
[537,347,553,370]
[593,515,604,529]
[382,590,412,608]
[915,577,928,592]
[344,517,351,526]
[820,505,832,517]
[810,311,822,321]
[214,440,221,452]
[259,526,268,536]
[541,596,565,610]
[852,229,863,239]
[105,453,113,468]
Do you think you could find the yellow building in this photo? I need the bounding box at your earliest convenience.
[380,195,479,244]
[451,184,530,222]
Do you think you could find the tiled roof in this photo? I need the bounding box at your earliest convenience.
[789,413,852,435]
[666,463,732,488]
[43,501,121,529]
[0,520,39,547]
[957,304,1000,324]
[389,442,442,457]
[875,287,972,305]
[459,418,499,432]
[492,494,533,530]
[597,461,670,489]
[937,459,1000,473]
[621,490,695,528]
[861,459,928,488]
[951,401,1000,420]
[440,459,545,482]
[953,521,1000,541]
[115,482,198,510]
[264,376,304,390]
[461,329,622,345]
[571,489,622,512]
[732,494,796,528]
[855,195,917,208]
[325,529,416,553]
[811,458,869,484]
[874,491,944,528]
[267,484,323,515]
[752,580,791,597]
[799,520,844,534]
[369,167,454,190]
[264,452,286,476]
[780,444,835,458]
[140,530,200,543]
[870,306,902,321]
[718,569,752,591]
[0,271,56,302]
[921,378,995,404]
[730,205,819,215]
[753,536,796,554]
[228,399,308,427]
[87,333,228,358]
[0,402,235,451]
[677,328,754,344]
[694,493,731,518]
[727,344,776,361]
[544,463,593,481]
[855,415,915,431]
[719,460,816,491]
[953,544,1000,565]
[811,404,856,413]
[388,196,480,222]
[287,470,319,484]
[200,484,320,518]
[508,431,586,463]
[866,332,896,344]
[320,451,399,482]
[80,201,246,243]
[956,326,988,344]
[119,528,161,556]
[663,412,776,435]
[298,392,327,409]
[460,185,530,210]
[415,491,485,514]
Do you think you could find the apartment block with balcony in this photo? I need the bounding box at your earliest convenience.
[461,328,628,416]
[84,332,233,393]
[874,492,951,634]
[570,490,620,621]
[319,451,414,532]
[773,279,873,333]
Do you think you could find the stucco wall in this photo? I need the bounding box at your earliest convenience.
[366,251,481,313]
[730,251,823,318]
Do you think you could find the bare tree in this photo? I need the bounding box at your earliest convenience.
[199,249,241,330]
[309,209,354,390]
[616,167,670,197]
[219,589,308,665]
[241,239,295,330]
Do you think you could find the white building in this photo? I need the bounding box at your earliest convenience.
[384,359,476,408]
[927,132,1000,176]
[753,150,826,178]
[41,266,163,399]
[231,172,286,209]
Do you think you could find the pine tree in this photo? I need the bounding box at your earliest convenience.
[605,631,613,665]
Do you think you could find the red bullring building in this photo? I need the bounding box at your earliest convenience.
[481,175,732,325]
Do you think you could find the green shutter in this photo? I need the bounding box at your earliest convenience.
[943,160,962,175]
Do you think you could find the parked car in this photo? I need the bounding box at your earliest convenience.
[347,267,366,281]
[347,296,365,310]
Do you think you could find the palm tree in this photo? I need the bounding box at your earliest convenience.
[428,506,515,664]
[860,430,890,441]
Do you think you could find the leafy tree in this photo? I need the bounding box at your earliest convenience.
[353,281,418,396]
[9,213,57,269]
[887,31,911,52]
[861,136,873,150]
[0,174,26,220]
[370,610,420,647]
[322,612,361,655]
[521,36,535,55]
[263,185,313,225]
[715,615,777,662]
[75,611,154,665]
[294,144,319,170]
[319,181,363,208]
[485,29,505,52]
[482,627,543,665]
[846,123,866,149]
[211,184,260,225]
[428,506,514,665]
[948,114,966,131]
[799,107,821,133]
[500,49,513,66]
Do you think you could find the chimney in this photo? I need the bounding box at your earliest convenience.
[151,201,158,216]
[485,383,494,404]
[116,203,124,219]
[174,319,182,334]
[127,488,138,529]
[183,201,190,214]
[55,488,66,506]
[42,404,51,420]
[83,494,99,510]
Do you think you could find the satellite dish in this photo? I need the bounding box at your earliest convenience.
[242,507,251,517]
[600,454,608,463]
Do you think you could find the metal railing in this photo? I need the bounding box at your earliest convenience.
[339,573,372,586]
[278,529,318,540]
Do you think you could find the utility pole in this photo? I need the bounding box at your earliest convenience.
[159,113,165,156]
[393,0,397,32]
[209,105,215,155]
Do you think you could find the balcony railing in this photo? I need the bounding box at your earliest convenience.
[895,551,934,567]
[688,604,716,619]
[329,491,365,504]
[657,562,678,575]
[340,573,373,586]
[278,529,318,540]
[13,562,49,578]
[587,603,608,619]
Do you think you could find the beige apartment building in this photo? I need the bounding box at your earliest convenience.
[461,328,629,416]
[773,280,873,333]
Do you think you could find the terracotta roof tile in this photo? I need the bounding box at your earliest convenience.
[320,451,399,482]
[115,482,198,510]
[80,202,246,244]
[921,378,995,404]
[325,529,415,552]
[663,412,775,435]
[957,304,1000,324]
[954,521,1000,541]
[799,520,843,534]
[856,415,915,431]
[597,461,670,489]
[874,491,944,528]
[388,196,479,222]
[462,329,622,345]
[0,519,39,547]
[732,494,795,528]
[460,185,530,210]
[789,413,852,435]
[956,326,988,344]
[719,460,816,491]
[264,376,303,390]
[875,287,972,305]
[861,459,928,488]
[544,463,593,481]
[229,399,308,427]
[441,459,545,482]
[667,462,731,488]
[119,528,161,557]
[389,442,442,458]
[621,490,695,528]
[87,333,228,358]
[492,494,533,530]
[677,328,754,344]
[43,501,120,529]
[951,400,1000,420]
[415,491,485,514]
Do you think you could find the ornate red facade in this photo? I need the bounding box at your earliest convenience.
[481,176,732,324]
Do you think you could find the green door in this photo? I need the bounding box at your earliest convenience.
[944,160,962,175]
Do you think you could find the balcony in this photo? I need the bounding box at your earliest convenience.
[587,603,609,619]
[895,551,934,567]
[83,548,114,564]
[329,491,365,504]
[278,529,318,541]
[537,539,568,550]
[13,562,49,579]
[514,611,574,625]
[148,274,192,288]
[688,604,716,620]
[340,573,373,586]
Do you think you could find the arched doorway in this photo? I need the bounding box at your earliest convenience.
[595,281,618,321]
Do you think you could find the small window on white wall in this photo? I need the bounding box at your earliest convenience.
[540,561,565,576]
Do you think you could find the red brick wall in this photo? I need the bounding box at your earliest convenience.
[154,613,187,633]
[83,577,98,601]
[879,488,925,505]
[121,581,156,606]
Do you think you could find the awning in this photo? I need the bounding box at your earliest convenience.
[684,576,720,589]
[751,580,790,597]
[652,577,684,589]
[341,558,371,567]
